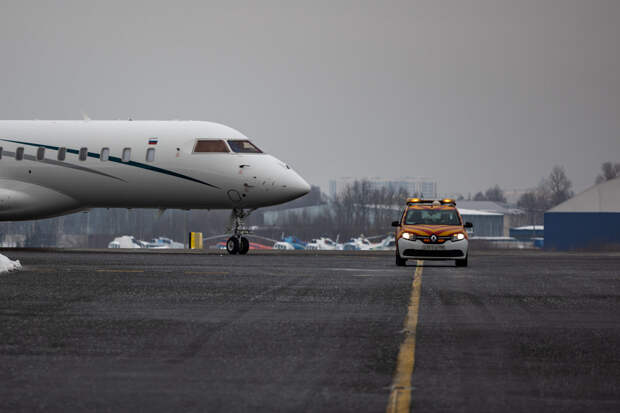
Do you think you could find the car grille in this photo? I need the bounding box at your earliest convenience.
[403,249,463,257]
[421,237,451,244]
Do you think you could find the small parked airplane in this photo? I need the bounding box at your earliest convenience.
[305,237,343,250]
[0,120,310,254]
[343,235,373,251]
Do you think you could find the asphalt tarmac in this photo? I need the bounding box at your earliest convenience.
[0,250,619,412]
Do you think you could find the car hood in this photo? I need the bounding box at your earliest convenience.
[401,225,465,237]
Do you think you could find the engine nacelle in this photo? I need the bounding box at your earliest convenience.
[0,179,81,221]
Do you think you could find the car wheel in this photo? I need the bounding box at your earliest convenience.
[396,253,407,266]
[455,255,468,267]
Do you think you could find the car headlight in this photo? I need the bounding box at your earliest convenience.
[402,232,416,241]
[452,232,465,241]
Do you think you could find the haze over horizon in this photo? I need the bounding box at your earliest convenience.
[1,0,618,198]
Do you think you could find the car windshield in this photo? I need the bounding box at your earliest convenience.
[404,209,461,226]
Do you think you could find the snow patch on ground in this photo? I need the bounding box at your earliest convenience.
[0,253,22,273]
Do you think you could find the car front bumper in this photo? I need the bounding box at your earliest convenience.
[397,238,468,260]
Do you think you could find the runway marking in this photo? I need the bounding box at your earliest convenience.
[96,269,144,273]
[386,260,423,413]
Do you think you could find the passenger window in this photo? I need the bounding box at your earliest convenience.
[193,140,230,153]
[100,147,110,161]
[16,147,24,160]
[79,147,88,161]
[122,148,131,162]
[146,147,155,162]
[227,140,263,153]
[37,147,45,161]
[58,147,66,161]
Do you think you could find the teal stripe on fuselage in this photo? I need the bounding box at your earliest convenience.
[0,138,220,189]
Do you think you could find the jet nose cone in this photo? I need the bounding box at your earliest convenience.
[297,176,311,196]
[290,173,311,199]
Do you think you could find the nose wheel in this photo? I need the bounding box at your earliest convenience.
[226,236,250,255]
[226,208,255,255]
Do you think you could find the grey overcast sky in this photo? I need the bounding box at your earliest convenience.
[1,0,619,196]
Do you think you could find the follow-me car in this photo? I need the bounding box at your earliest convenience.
[392,198,473,267]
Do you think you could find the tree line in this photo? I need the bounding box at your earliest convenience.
[265,181,409,241]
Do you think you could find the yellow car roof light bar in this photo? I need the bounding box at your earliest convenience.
[406,198,457,206]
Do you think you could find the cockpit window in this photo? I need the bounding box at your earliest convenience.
[227,140,263,153]
[193,140,230,153]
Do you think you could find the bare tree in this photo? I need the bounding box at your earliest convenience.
[595,162,620,184]
[545,165,573,207]
[516,165,572,227]
[318,180,409,240]
[517,185,550,230]
[471,185,506,203]
[484,185,507,203]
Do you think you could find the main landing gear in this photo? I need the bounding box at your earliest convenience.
[226,208,254,255]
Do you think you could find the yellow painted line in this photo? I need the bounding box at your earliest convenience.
[96,269,144,273]
[386,260,423,413]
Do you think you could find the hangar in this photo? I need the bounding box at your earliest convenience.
[458,209,504,238]
[544,177,620,250]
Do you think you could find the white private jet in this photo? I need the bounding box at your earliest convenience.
[0,120,310,254]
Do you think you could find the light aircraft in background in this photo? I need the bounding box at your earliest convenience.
[0,120,310,254]
[273,241,295,250]
[147,237,184,249]
[107,235,145,249]
[305,237,343,250]
[369,234,396,251]
[273,235,307,250]
[343,235,373,251]
[343,234,396,251]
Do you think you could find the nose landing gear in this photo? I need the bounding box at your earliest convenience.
[226,208,254,255]
[226,235,250,255]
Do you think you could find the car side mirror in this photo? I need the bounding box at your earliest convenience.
[464,222,473,228]
[391,221,400,227]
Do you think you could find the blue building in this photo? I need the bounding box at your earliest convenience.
[544,177,620,250]
[509,225,544,241]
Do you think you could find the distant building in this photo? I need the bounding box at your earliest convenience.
[329,177,437,199]
[456,201,525,236]
[455,201,521,215]
[458,209,505,238]
[545,177,620,250]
